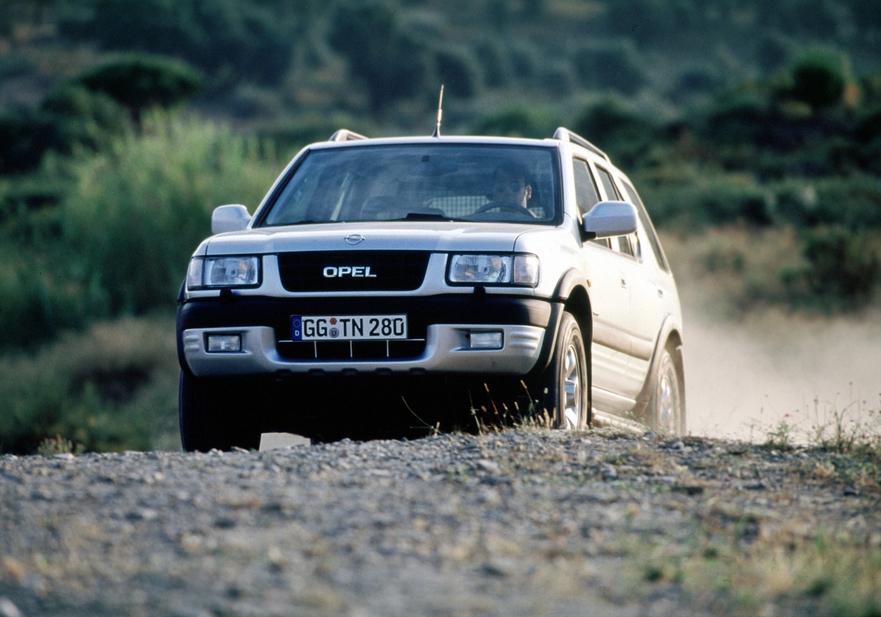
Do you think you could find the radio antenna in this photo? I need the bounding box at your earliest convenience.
[432,85,444,137]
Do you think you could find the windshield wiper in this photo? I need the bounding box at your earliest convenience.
[404,212,451,221]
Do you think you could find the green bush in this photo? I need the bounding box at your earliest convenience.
[42,83,127,124]
[226,84,284,121]
[56,112,281,315]
[788,49,849,112]
[0,110,65,175]
[701,94,776,147]
[472,105,561,138]
[0,246,90,350]
[434,46,481,100]
[41,83,132,149]
[772,176,881,230]
[645,172,881,232]
[73,54,205,122]
[695,89,877,178]
[756,33,792,73]
[571,39,646,96]
[574,96,661,168]
[539,59,575,97]
[328,1,428,113]
[475,40,511,88]
[58,0,294,85]
[854,106,881,175]
[0,84,131,175]
[508,42,538,82]
[256,114,374,157]
[644,173,774,228]
[669,64,726,105]
[0,316,179,454]
[781,225,881,311]
[862,72,881,106]
[0,112,300,348]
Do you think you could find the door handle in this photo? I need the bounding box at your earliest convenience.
[657,288,665,298]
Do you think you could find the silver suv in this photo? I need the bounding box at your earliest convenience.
[177,128,684,450]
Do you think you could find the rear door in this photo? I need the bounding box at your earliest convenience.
[617,177,678,381]
[590,163,656,407]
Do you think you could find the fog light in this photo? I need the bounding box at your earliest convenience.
[207,334,242,352]
[469,331,503,350]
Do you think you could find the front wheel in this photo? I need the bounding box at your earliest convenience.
[539,312,589,430]
[179,372,263,452]
[648,345,685,434]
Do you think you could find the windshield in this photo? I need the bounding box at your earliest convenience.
[258,144,559,227]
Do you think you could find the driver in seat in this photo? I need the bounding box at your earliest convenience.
[491,162,533,209]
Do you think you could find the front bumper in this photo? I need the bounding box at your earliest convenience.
[177,295,554,378]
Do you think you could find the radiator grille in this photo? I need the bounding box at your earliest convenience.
[277,251,431,292]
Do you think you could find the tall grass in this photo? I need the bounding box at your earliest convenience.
[0,112,284,349]
[57,111,282,315]
[0,113,287,451]
[0,245,88,348]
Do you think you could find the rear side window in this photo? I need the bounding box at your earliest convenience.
[620,180,670,272]
[595,166,621,200]
[597,165,641,257]
[616,232,638,258]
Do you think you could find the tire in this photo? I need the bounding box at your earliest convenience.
[539,311,590,430]
[179,371,263,452]
[648,345,685,434]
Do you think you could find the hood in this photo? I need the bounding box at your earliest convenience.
[203,221,544,255]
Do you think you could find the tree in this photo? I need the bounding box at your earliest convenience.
[74,55,205,123]
[574,96,658,167]
[328,1,427,113]
[789,50,848,113]
[58,0,293,86]
[435,47,480,100]
[572,39,646,96]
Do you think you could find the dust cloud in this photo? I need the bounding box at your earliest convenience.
[683,305,881,442]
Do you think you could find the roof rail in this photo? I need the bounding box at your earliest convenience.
[553,127,610,162]
[329,129,368,142]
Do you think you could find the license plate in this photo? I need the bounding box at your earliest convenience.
[291,315,407,341]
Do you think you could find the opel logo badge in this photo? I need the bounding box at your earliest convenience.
[344,234,365,245]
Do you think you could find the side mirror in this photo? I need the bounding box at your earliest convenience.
[212,205,251,234]
[582,201,637,239]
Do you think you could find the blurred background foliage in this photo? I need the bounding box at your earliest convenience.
[1,0,880,453]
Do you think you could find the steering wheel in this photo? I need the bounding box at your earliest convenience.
[473,201,538,218]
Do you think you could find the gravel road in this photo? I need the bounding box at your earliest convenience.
[1,429,879,617]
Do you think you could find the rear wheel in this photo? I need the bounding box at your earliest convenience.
[179,372,263,452]
[539,311,589,430]
[648,345,684,434]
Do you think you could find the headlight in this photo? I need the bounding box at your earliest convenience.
[449,254,511,284]
[187,256,261,289]
[448,254,539,287]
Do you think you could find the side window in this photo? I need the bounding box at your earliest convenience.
[572,159,600,215]
[597,165,639,257]
[616,234,637,258]
[573,159,610,248]
[595,166,621,200]
[620,179,670,272]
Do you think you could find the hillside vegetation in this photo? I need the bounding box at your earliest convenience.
[0,0,879,453]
